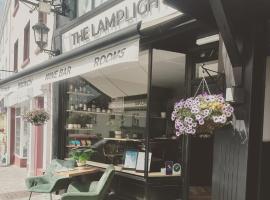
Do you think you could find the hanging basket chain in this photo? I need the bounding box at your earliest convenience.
[194,64,212,97]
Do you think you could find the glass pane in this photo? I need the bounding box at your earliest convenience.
[65,51,148,168]
[15,117,21,155]
[195,60,219,78]
[95,0,109,8]
[149,49,185,172]
[77,0,93,17]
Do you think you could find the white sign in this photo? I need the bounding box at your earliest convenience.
[0,39,140,98]
[62,0,179,52]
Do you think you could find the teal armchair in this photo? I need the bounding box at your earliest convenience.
[61,165,115,200]
[25,159,76,200]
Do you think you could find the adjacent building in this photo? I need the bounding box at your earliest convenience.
[0,0,54,176]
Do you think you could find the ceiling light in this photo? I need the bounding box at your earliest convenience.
[196,34,219,46]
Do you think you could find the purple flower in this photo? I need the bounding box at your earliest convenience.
[195,114,202,120]
[198,119,205,125]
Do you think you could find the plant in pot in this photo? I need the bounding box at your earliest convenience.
[23,109,50,126]
[107,117,124,139]
[171,93,234,138]
[69,148,94,167]
[171,75,234,138]
[81,115,92,128]
[67,114,76,129]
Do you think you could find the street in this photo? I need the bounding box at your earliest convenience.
[0,166,60,200]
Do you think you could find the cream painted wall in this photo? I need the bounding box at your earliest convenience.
[263,57,270,142]
[0,0,55,173]
[10,1,54,72]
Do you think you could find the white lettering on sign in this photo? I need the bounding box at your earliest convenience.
[94,48,126,67]
[62,0,179,52]
[45,66,72,81]
[18,80,32,88]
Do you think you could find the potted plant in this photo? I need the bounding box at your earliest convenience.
[69,148,94,167]
[171,93,234,137]
[67,114,76,129]
[23,109,50,126]
[81,115,92,128]
[107,117,124,139]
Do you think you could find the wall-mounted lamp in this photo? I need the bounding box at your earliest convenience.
[19,0,75,17]
[32,22,60,56]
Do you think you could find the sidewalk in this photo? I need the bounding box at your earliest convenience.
[0,165,60,200]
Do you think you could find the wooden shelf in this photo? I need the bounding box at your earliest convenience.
[66,145,91,148]
[67,91,94,97]
[104,138,142,142]
[68,134,97,139]
[66,128,93,131]
[66,110,146,118]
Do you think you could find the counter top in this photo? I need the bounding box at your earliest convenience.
[86,161,181,178]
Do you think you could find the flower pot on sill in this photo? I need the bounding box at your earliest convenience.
[114,131,122,139]
[68,124,74,129]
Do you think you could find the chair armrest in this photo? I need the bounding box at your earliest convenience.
[61,192,99,200]
[25,175,49,189]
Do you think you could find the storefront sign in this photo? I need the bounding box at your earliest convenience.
[1,39,139,105]
[62,0,179,52]
[41,39,139,85]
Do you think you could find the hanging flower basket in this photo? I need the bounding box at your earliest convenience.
[171,76,234,137]
[23,109,50,126]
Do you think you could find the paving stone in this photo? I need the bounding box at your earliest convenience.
[0,165,60,200]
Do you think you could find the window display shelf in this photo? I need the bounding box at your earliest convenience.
[68,134,97,139]
[67,91,95,97]
[66,145,91,148]
[66,128,94,131]
[104,138,142,142]
[66,110,146,118]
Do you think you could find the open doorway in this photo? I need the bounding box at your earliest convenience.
[150,31,222,200]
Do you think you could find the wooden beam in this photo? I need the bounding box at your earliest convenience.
[209,0,242,67]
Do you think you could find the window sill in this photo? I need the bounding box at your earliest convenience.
[21,58,30,69]
[13,3,19,17]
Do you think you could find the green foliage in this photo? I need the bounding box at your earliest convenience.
[23,109,50,126]
[69,148,94,163]
[67,113,80,124]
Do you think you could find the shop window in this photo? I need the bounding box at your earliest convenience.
[64,51,148,166]
[38,11,47,24]
[15,108,21,155]
[14,40,18,72]
[77,0,110,17]
[148,49,185,171]
[23,21,30,63]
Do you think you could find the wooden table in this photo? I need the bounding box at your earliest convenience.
[55,167,100,178]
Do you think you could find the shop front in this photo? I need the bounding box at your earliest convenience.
[0,0,223,199]
[1,82,52,175]
[0,100,7,166]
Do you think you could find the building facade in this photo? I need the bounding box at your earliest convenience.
[0,0,269,200]
[0,0,55,176]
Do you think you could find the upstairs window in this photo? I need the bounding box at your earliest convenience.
[13,0,19,17]
[14,0,19,8]
[23,22,30,62]
[14,40,18,72]
[77,0,110,17]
